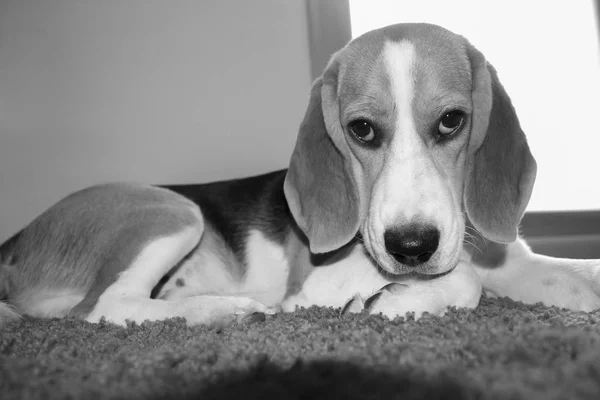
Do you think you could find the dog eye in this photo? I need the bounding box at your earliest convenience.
[349,120,375,142]
[438,111,465,136]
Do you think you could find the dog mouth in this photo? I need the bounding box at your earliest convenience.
[370,255,459,278]
[374,260,458,280]
[375,260,458,281]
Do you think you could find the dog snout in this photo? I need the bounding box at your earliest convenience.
[384,224,440,267]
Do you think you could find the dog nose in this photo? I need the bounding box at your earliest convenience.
[384,225,440,267]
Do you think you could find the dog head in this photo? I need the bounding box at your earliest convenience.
[284,23,536,275]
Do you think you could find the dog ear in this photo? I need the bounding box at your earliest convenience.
[284,60,363,254]
[464,43,537,243]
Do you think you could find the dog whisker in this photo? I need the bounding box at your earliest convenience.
[463,239,483,254]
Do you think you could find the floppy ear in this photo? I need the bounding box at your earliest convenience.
[284,61,363,254]
[464,43,537,243]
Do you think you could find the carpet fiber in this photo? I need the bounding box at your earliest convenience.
[2,297,600,399]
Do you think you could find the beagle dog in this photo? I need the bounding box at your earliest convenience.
[1,23,600,327]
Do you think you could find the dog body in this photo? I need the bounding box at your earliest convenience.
[1,23,599,327]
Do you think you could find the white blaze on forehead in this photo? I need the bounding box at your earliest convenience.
[383,40,417,149]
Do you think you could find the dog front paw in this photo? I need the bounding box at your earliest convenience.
[368,282,450,319]
[340,264,482,320]
[339,283,437,319]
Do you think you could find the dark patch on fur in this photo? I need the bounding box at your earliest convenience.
[175,278,185,287]
[163,170,292,269]
[150,275,171,299]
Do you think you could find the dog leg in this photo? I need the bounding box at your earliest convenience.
[473,238,600,311]
[86,226,274,326]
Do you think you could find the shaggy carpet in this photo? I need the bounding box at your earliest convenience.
[2,296,600,400]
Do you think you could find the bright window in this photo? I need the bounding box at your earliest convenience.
[349,0,600,211]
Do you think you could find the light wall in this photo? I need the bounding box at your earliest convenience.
[0,0,312,241]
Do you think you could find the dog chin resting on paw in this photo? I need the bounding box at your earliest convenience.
[1,22,600,328]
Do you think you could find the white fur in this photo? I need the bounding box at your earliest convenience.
[379,41,421,224]
[157,230,290,307]
[282,244,388,311]
[240,230,290,306]
[156,236,238,300]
